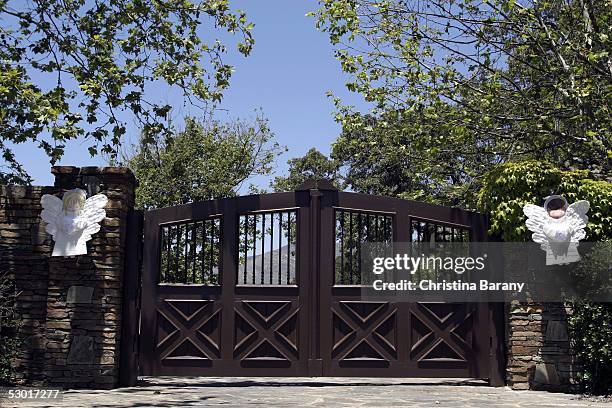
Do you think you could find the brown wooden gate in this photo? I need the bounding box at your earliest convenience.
[138,182,505,385]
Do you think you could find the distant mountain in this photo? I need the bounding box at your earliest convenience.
[237,244,297,285]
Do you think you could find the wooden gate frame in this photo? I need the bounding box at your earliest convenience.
[131,182,505,385]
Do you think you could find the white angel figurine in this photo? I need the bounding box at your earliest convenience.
[523,195,589,265]
[41,188,108,256]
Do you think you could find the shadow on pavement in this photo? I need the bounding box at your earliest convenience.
[134,378,488,388]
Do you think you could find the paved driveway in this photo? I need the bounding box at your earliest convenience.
[11,377,610,407]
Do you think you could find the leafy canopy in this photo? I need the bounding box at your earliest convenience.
[332,104,495,206]
[271,148,341,192]
[126,115,284,210]
[311,0,611,200]
[0,0,254,182]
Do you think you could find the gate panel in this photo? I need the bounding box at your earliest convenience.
[140,192,312,376]
[319,192,492,378]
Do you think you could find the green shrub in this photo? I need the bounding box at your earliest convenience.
[478,160,612,393]
[0,273,20,385]
[0,328,20,385]
[477,160,612,242]
[568,302,612,393]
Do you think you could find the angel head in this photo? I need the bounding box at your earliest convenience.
[62,189,87,214]
[544,195,568,219]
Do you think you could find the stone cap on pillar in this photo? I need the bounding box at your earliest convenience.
[51,166,137,187]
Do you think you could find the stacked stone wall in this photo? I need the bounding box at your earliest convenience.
[507,301,577,391]
[0,167,136,389]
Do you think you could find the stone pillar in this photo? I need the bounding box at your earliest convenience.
[506,301,576,391]
[42,166,136,388]
[1,185,55,386]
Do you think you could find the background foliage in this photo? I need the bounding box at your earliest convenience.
[126,114,284,210]
[0,0,254,183]
[271,148,340,192]
[312,0,611,206]
[478,160,612,393]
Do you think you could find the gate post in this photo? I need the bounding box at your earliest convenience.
[119,209,143,386]
[309,186,323,375]
[42,166,137,389]
[473,213,506,387]
[296,179,338,376]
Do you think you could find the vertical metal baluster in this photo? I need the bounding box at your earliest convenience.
[348,212,353,285]
[278,212,282,285]
[252,215,257,285]
[208,218,216,284]
[175,224,181,282]
[200,220,211,284]
[270,213,274,285]
[383,216,387,242]
[374,215,380,242]
[381,216,386,242]
[183,224,189,283]
[243,216,247,284]
[191,222,197,283]
[261,213,266,284]
[160,227,165,282]
[165,227,171,282]
[174,225,180,282]
[358,213,362,285]
[287,212,291,285]
[201,220,212,284]
[339,211,344,284]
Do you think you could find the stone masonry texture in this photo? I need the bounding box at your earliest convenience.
[1,166,136,389]
[506,301,577,391]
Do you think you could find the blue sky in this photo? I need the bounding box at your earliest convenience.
[11,1,369,187]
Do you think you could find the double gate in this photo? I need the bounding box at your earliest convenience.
[137,182,505,384]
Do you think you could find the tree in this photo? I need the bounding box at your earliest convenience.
[311,0,612,195]
[332,104,496,207]
[126,115,284,210]
[271,148,341,192]
[0,0,255,183]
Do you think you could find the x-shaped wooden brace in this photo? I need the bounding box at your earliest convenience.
[233,301,299,361]
[409,303,474,362]
[332,301,398,361]
[157,300,222,360]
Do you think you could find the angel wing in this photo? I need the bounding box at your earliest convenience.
[523,204,549,250]
[565,200,589,241]
[40,194,63,238]
[81,194,108,241]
